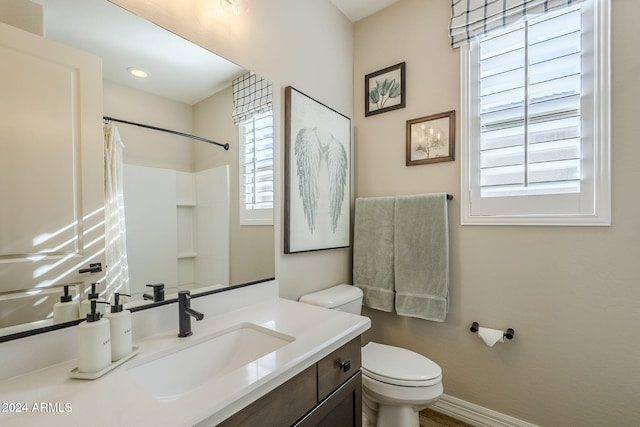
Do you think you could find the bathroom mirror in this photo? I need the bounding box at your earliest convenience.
[0,0,275,339]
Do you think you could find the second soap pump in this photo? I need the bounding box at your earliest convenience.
[103,293,132,362]
[80,282,106,318]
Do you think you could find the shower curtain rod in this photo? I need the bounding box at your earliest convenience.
[103,116,229,151]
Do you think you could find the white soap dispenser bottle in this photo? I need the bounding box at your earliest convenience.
[103,293,132,362]
[80,282,106,318]
[53,284,80,324]
[77,300,111,373]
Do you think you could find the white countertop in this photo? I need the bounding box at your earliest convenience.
[0,298,370,426]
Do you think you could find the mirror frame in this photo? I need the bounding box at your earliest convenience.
[0,277,275,343]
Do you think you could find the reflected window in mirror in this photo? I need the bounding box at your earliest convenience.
[232,72,273,226]
[239,111,274,225]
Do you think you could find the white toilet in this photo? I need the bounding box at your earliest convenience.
[299,284,443,427]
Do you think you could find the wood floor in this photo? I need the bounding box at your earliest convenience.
[419,409,474,427]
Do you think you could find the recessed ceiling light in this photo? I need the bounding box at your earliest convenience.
[127,67,148,78]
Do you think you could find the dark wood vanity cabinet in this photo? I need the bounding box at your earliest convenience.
[294,371,361,427]
[218,336,362,427]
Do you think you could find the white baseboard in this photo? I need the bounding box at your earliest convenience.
[431,394,540,427]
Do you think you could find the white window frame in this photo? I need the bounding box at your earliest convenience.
[460,0,610,226]
[239,111,274,226]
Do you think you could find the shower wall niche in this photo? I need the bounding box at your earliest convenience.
[123,164,230,299]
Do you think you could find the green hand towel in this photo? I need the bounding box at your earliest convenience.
[353,197,395,312]
[394,193,449,321]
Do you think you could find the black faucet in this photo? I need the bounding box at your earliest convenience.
[178,290,204,337]
[143,283,165,302]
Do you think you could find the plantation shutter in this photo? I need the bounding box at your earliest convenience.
[240,112,274,212]
[478,6,583,198]
[232,72,274,223]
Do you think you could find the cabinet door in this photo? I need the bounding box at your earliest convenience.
[317,336,361,401]
[217,365,317,427]
[295,371,362,427]
[0,23,103,327]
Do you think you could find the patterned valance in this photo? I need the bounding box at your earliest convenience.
[231,71,272,124]
[449,0,586,48]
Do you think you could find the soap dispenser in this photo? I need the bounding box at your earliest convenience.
[77,300,111,373]
[53,285,79,324]
[103,293,132,362]
[80,282,105,318]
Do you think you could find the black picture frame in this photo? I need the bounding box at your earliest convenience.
[284,86,351,254]
[365,62,406,117]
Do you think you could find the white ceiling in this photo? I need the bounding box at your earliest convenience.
[32,0,245,105]
[330,0,400,22]
[28,0,395,105]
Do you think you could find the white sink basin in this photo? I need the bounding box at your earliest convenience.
[126,322,295,401]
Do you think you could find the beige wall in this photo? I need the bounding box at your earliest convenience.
[103,80,193,171]
[193,86,275,284]
[0,0,43,35]
[354,0,640,426]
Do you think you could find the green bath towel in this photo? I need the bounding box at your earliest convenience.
[394,193,449,321]
[353,196,395,312]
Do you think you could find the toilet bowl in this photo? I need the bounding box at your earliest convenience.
[361,342,443,427]
[299,284,443,427]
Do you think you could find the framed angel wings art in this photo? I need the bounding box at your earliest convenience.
[284,86,351,253]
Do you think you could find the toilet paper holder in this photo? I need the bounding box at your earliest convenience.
[470,321,514,340]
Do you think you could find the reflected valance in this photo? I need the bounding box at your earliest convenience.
[231,72,273,124]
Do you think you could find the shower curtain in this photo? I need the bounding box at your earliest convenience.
[104,122,130,301]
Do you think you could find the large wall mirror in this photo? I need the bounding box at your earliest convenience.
[0,0,275,339]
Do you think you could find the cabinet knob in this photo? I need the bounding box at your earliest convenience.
[339,360,351,372]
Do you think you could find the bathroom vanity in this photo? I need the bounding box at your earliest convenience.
[0,281,370,426]
[217,337,362,426]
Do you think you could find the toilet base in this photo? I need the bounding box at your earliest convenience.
[362,389,425,427]
[378,405,420,427]
[362,403,420,427]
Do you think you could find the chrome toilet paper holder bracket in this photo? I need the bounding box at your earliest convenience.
[470,321,515,340]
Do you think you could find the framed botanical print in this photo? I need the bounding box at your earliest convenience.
[406,110,455,166]
[365,62,406,117]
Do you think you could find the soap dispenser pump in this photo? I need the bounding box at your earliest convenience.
[53,285,79,324]
[103,293,132,362]
[77,300,111,373]
[80,282,106,318]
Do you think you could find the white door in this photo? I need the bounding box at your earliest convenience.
[0,23,104,328]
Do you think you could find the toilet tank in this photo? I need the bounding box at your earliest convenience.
[299,284,363,315]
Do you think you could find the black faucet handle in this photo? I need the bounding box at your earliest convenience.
[177,290,204,338]
[145,283,165,302]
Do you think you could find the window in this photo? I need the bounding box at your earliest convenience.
[460,0,610,225]
[239,110,274,225]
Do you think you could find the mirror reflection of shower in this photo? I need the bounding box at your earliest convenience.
[123,164,230,300]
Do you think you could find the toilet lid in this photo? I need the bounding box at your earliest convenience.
[362,342,442,387]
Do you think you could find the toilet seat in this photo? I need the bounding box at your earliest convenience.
[362,342,442,387]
